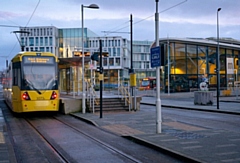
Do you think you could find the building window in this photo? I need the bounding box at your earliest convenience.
[109,58,114,66]
[29,37,34,46]
[103,58,107,66]
[113,47,116,56]
[49,37,52,46]
[40,47,44,52]
[117,48,120,56]
[50,28,52,35]
[35,37,39,46]
[21,38,25,46]
[89,40,91,47]
[105,40,108,47]
[40,37,43,46]
[115,58,120,66]
[146,62,149,69]
[108,48,112,56]
[102,40,105,47]
[45,37,48,46]
[96,40,99,47]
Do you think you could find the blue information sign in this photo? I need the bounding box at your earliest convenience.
[150,46,161,68]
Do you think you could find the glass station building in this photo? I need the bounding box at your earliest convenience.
[156,38,240,92]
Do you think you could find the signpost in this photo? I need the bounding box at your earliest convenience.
[150,46,161,68]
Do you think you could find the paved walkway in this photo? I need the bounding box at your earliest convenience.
[71,92,240,163]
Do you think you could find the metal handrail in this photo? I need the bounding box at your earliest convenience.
[118,82,131,111]
[86,80,99,113]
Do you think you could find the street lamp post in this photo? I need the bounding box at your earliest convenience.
[81,4,99,114]
[155,0,162,133]
[217,8,221,110]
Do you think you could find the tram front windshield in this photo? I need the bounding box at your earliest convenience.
[23,65,57,90]
[141,80,150,87]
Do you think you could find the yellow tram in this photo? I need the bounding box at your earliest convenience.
[3,52,59,113]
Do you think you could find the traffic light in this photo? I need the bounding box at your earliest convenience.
[91,53,99,61]
[96,66,103,73]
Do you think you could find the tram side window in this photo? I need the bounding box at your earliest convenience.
[12,68,21,87]
[13,69,17,86]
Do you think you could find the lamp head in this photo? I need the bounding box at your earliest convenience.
[87,4,99,9]
[217,8,221,12]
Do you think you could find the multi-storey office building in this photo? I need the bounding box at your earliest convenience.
[20,26,59,56]
[132,40,155,83]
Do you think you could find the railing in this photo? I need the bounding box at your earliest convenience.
[86,80,99,113]
[118,81,131,111]
[136,88,156,97]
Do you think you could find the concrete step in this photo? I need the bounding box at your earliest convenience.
[87,98,129,112]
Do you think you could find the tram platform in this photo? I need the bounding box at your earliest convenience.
[70,92,240,163]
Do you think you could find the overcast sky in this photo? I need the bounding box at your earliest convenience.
[0,0,240,70]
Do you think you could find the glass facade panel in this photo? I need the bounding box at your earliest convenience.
[207,47,217,87]
[175,43,186,74]
[198,46,207,75]
[186,45,197,74]
[234,50,239,81]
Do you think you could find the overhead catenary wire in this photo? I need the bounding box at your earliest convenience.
[25,0,41,27]
[103,0,188,35]
[4,0,42,61]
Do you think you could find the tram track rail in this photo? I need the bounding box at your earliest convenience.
[24,115,141,163]
[25,118,73,163]
[53,116,141,163]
